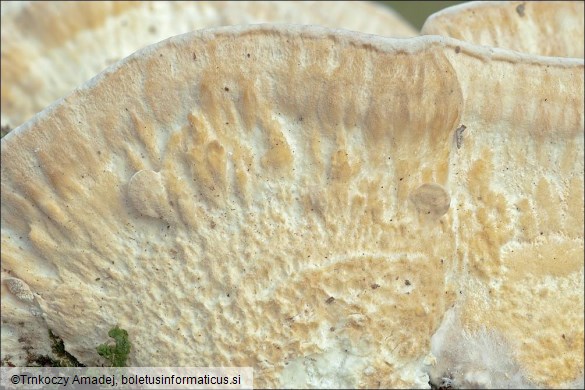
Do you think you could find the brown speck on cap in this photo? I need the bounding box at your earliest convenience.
[455,124,467,149]
[516,2,526,17]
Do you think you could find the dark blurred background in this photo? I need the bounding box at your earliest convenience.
[379,1,467,29]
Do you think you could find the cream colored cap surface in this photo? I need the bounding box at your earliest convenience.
[421,1,585,58]
[0,1,416,131]
[1,25,583,388]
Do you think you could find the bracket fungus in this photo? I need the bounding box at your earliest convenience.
[418,2,585,388]
[1,13,584,390]
[421,1,585,58]
[0,0,415,131]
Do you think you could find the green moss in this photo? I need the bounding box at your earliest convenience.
[97,326,131,367]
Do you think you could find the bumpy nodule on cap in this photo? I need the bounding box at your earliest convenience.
[0,0,416,130]
[421,1,585,58]
[1,25,583,388]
